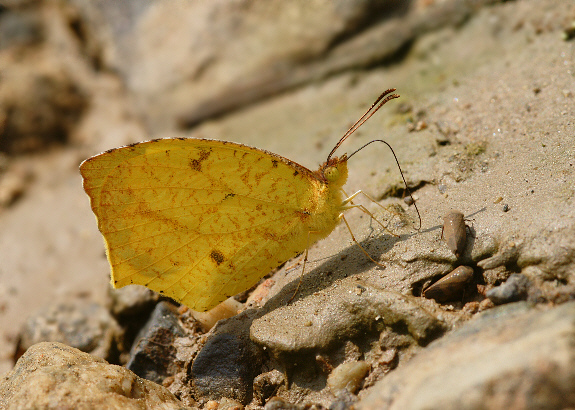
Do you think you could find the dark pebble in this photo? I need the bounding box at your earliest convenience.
[126,301,186,384]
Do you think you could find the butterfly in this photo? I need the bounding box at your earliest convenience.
[80,89,420,312]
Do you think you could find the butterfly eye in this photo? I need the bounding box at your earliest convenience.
[323,166,339,182]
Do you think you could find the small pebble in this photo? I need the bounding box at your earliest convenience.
[264,397,300,410]
[478,298,495,311]
[486,274,530,305]
[502,204,509,212]
[204,401,219,410]
[218,397,244,410]
[462,301,480,314]
[327,361,370,394]
[253,370,285,406]
[126,301,186,383]
[190,297,243,331]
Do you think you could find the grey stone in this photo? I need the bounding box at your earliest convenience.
[17,300,122,363]
[107,285,157,319]
[486,273,531,305]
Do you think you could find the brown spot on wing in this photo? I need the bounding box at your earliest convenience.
[189,149,211,172]
[199,149,211,160]
[210,249,225,265]
[190,159,201,171]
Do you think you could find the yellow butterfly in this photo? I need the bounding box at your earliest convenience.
[80,89,420,312]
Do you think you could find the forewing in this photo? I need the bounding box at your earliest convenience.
[80,138,318,311]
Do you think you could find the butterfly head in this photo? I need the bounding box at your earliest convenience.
[317,155,348,189]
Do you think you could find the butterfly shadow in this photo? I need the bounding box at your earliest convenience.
[260,230,414,312]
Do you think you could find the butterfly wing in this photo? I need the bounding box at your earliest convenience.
[80,138,324,311]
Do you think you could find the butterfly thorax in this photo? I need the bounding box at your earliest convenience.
[302,156,349,241]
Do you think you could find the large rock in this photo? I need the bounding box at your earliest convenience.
[251,278,446,353]
[358,302,575,409]
[0,342,191,409]
[68,0,499,131]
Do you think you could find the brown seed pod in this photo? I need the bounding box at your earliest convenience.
[423,266,474,303]
[441,210,468,258]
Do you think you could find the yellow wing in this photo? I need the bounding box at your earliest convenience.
[80,138,343,311]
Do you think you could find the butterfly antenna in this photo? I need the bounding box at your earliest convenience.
[327,89,399,162]
[348,139,422,231]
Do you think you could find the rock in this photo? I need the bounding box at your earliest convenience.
[218,397,245,410]
[190,310,263,405]
[191,333,256,405]
[69,1,395,131]
[253,370,286,406]
[107,286,158,358]
[0,54,87,154]
[477,237,522,271]
[67,0,495,131]
[264,397,303,410]
[107,286,157,319]
[329,389,359,410]
[0,342,190,409]
[516,225,575,283]
[16,300,122,363]
[0,161,34,208]
[2,0,575,406]
[486,273,531,305]
[327,361,370,394]
[0,9,43,51]
[126,301,186,384]
[251,278,446,355]
[189,297,244,332]
[357,302,575,409]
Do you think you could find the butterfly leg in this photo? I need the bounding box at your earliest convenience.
[287,213,387,305]
[341,190,400,237]
[287,233,311,305]
[285,256,304,272]
[340,214,387,269]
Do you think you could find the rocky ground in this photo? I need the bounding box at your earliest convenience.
[1,0,574,409]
